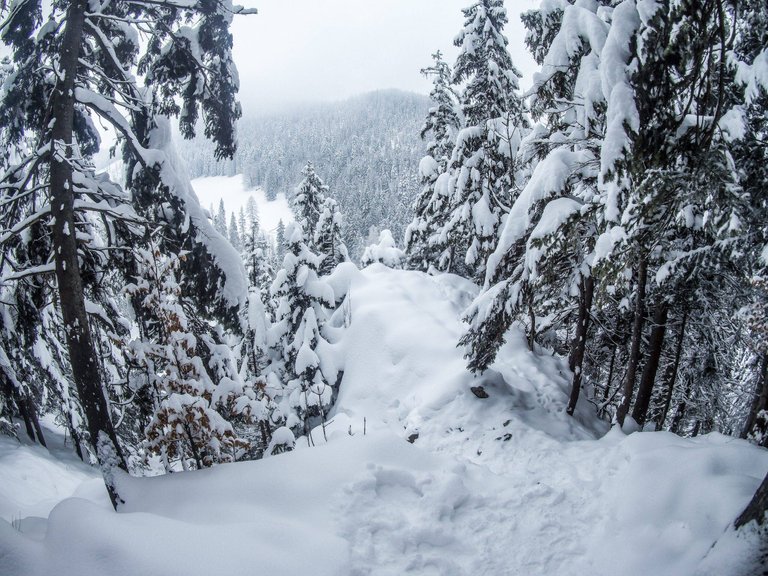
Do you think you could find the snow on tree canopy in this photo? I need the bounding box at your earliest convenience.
[361,230,405,269]
[148,118,248,309]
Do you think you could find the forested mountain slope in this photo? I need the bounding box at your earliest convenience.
[177,90,429,257]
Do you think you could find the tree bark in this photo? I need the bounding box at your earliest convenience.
[617,256,647,427]
[736,471,768,529]
[567,275,595,416]
[632,302,668,427]
[657,310,687,430]
[49,0,126,509]
[741,353,768,443]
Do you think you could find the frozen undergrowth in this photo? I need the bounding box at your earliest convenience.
[1,266,766,575]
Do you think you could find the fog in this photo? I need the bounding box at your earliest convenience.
[232,0,539,115]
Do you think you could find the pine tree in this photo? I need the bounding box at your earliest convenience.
[405,51,460,272]
[293,162,328,248]
[229,212,241,251]
[268,223,335,439]
[276,219,287,262]
[0,1,254,507]
[437,0,529,281]
[124,241,249,470]
[315,197,349,276]
[215,199,229,238]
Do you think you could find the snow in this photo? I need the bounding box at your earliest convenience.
[360,229,405,269]
[191,174,294,236]
[1,268,765,575]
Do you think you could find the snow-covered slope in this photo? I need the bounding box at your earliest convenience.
[1,266,765,575]
[191,174,294,235]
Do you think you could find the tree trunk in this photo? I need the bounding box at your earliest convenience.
[657,310,687,429]
[567,275,595,416]
[24,394,47,447]
[527,289,536,352]
[49,0,126,509]
[2,376,35,442]
[741,353,768,443]
[632,302,668,427]
[183,422,203,469]
[617,256,647,427]
[670,377,692,434]
[736,471,768,529]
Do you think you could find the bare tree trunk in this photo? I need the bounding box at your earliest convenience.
[49,0,126,509]
[617,256,647,426]
[24,395,47,447]
[741,353,768,443]
[183,422,203,469]
[2,376,34,442]
[567,275,595,416]
[736,471,768,529]
[632,302,668,427]
[657,310,687,429]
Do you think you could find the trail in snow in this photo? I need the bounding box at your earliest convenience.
[0,265,765,576]
[328,265,767,576]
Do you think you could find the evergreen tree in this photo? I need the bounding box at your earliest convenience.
[405,50,461,272]
[124,240,249,470]
[229,212,242,251]
[276,219,287,262]
[215,199,229,238]
[437,0,529,281]
[268,223,335,439]
[0,0,254,506]
[293,162,328,249]
[315,197,349,276]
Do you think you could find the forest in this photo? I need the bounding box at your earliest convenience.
[0,1,766,575]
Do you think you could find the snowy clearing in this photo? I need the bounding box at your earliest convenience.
[1,266,765,576]
[191,174,294,235]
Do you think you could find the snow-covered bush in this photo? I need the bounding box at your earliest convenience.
[361,230,405,269]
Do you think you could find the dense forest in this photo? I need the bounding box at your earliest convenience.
[177,90,428,258]
[0,0,766,574]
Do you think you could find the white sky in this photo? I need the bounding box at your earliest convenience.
[232,0,539,115]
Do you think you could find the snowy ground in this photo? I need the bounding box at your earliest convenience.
[1,266,765,575]
[191,174,294,235]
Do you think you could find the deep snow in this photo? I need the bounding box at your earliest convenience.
[1,266,765,575]
[191,174,294,235]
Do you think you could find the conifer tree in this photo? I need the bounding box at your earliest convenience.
[0,0,254,507]
[293,162,328,248]
[268,223,335,438]
[229,211,242,251]
[437,0,529,281]
[315,197,349,276]
[124,241,249,470]
[405,51,460,272]
[215,199,229,238]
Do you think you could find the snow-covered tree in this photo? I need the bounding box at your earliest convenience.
[293,162,328,248]
[315,197,349,276]
[124,241,249,470]
[228,212,241,251]
[0,0,254,507]
[361,230,405,269]
[215,199,229,238]
[405,51,461,272]
[268,223,335,439]
[437,0,529,281]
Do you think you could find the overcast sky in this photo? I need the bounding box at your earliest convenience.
[232,0,539,115]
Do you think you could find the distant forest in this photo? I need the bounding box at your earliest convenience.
[177,90,429,258]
